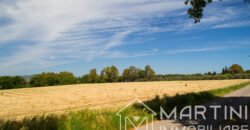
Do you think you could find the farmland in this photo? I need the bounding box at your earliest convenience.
[0,79,249,119]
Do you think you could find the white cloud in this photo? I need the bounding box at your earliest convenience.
[180,4,250,31]
[165,46,231,54]
[0,0,249,74]
[212,21,250,29]
[0,0,186,74]
[106,49,159,58]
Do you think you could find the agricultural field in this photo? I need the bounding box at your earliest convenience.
[0,79,249,119]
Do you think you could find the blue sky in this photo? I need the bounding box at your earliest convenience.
[0,0,249,76]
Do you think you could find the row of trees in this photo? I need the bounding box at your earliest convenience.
[74,64,249,83]
[30,72,78,87]
[0,76,27,89]
[80,65,155,83]
[154,73,250,81]
[0,64,249,89]
[0,65,155,89]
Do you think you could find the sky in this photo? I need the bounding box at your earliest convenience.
[0,0,250,76]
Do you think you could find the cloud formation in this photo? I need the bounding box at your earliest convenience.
[165,46,232,54]
[0,0,249,74]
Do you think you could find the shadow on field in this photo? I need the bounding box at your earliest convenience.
[173,96,250,129]
[0,115,64,130]
[133,91,217,119]
[133,88,250,129]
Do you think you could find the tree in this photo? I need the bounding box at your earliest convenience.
[80,74,89,83]
[0,76,28,89]
[122,66,140,81]
[222,66,229,74]
[0,76,15,89]
[30,72,59,87]
[222,68,225,74]
[13,76,27,86]
[100,65,119,82]
[184,0,249,23]
[43,72,59,86]
[100,69,108,83]
[228,64,244,74]
[185,0,212,23]
[110,66,119,82]
[122,68,130,81]
[30,74,43,87]
[138,69,147,79]
[59,71,77,85]
[88,68,99,83]
[224,66,229,73]
[145,65,155,79]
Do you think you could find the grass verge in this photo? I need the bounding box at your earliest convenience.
[0,81,249,130]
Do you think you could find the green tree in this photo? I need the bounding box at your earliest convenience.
[30,72,59,87]
[43,72,59,86]
[228,64,244,74]
[145,65,155,79]
[184,0,249,23]
[110,66,119,82]
[225,66,228,73]
[13,76,27,86]
[59,71,77,85]
[222,66,229,74]
[100,65,119,82]
[184,0,212,23]
[122,68,130,81]
[0,76,14,89]
[80,74,89,83]
[222,68,225,74]
[122,66,139,81]
[138,69,147,79]
[30,74,43,87]
[88,68,99,83]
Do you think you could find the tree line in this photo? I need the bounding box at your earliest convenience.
[80,65,155,83]
[0,64,249,89]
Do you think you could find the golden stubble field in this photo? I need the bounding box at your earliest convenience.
[0,79,249,119]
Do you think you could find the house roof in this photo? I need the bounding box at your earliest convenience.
[116,98,157,116]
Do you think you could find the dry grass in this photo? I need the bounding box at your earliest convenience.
[0,79,249,119]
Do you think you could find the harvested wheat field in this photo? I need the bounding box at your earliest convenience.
[0,79,249,119]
